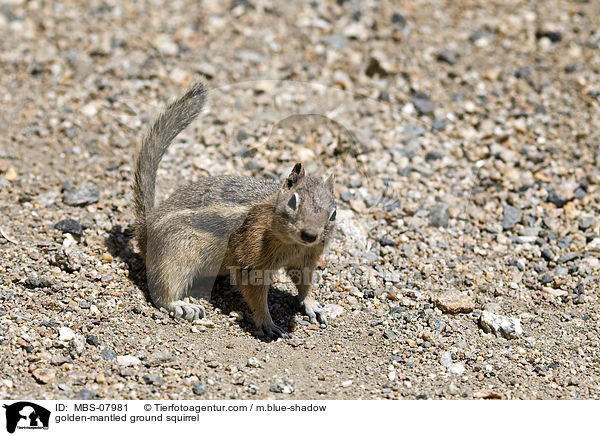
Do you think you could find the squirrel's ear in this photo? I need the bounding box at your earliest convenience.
[325,173,335,192]
[284,162,305,189]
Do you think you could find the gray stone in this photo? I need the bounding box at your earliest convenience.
[479,311,523,339]
[235,49,266,64]
[412,97,435,116]
[69,334,86,356]
[490,143,517,163]
[557,253,579,264]
[547,190,568,208]
[405,139,421,157]
[541,248,554,261]
[391,12,406,26]
[49,248,84,273]
[143,374,164,386]
[270,376,295,394]
[502,206,521,230]
[322,34,346,49]
[432,118,446,131]
[383,329,398,340]
[75,389,95,400]
[23,277,53,289]
[427,314,446,332]
[54,219,83,236]
[63,186,100,206]
[437,49,458,65]
[579,217,594,230]
[101,348,116,361]
[518,227,541,237]
[192,381,207,395]
[403,125,426,137]
[429,202,449,228]
[554,266,568,276]
[408,217,426,231]
[536,30,562,42]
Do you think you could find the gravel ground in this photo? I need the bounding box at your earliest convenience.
[1,0,600,400]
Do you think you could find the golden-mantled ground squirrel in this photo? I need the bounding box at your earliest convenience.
[133,83,336,338]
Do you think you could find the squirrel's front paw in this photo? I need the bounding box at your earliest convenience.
[168,300,205,321]
[301,299,328,326]
[258,322,290,340]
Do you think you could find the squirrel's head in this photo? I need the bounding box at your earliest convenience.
[272,163,336,246]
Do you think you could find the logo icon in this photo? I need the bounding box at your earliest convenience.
[3,402,50,433]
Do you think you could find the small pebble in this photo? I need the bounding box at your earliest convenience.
[101,348,116,361]
[63,186,100,206]
[54,219,83,236]
[479,311,523,339]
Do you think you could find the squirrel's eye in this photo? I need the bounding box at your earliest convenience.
[287,193,297,210]
[329,209,336,221]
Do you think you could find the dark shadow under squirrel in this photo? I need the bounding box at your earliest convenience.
[129,82,336,339]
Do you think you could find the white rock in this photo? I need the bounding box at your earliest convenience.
[194,319,215,328]
[341,380,353,388]
[336,210,368,251]
[155,34,178,56]
[70,334,86,356]
[247,357,261,368]
[58,327,75,342]
[333,70,352,90]
[448,382,459,395]
[81,103,98,117]
[479,311,523,339]
[582,257,599,270]
[440,351,452,367]
[62,233,77,248]
[2,379,13,389]
[169,68,191,86]
[587,238,600,253]
[116,355,141,366]
[343,22,368,41]
[448,363,465,375]
[541,287,567,298]
[20,331,33,342]
[324,304,344,319]
[296,147,316,162]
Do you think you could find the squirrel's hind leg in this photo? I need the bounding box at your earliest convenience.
[145,242,207,321]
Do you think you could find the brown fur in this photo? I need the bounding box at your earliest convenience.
[132,83,336,338]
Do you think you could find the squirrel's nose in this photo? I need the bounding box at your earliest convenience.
[300,229,318,243]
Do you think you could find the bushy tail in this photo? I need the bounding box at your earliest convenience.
[133,82,206,253]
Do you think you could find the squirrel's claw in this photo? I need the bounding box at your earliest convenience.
[302,300,328,326]
[169,301,205,321]
[258,322,290,340]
